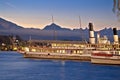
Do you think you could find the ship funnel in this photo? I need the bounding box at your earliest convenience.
[89,23,93,31]
[113,28,119,44]
[113,28,117,35]
[89,23,95,44]
[97,32,100,44]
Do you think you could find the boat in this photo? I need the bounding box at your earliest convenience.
[24,52,91,61]
[91,50,120,65]
[20,23,120,64]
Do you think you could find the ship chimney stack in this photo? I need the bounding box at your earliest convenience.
[97,32,100,44]
[113,28,119,44]
[89,23,95,44]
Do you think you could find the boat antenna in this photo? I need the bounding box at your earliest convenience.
[79,16,83,41]
[79,16,81,28]
[52,15,56,40]
[29,35,31,41]
[29,35,31,47]
[52,15,54,23]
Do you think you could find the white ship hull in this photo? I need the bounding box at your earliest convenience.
[24,52,91,61]
[91,50,120,65]
[91,57,120,65]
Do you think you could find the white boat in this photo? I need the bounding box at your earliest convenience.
[23,52,91,61]
[91,50,120,65]
[19,23,120,64]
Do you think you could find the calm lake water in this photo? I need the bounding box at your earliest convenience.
[0,51,120,80]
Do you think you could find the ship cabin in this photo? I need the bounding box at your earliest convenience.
[23,39,120,55]
[26,40,94,54]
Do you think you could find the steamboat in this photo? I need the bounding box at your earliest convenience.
[21,23,120,64]
[91,28,120,64]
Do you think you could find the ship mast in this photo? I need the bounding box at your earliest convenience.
[79,16,83,41]
[52,15,56,40]
[52,15,54,23]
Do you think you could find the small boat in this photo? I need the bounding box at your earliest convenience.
[91,50,120,65]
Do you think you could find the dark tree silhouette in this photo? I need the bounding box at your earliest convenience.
[113,0,120,20]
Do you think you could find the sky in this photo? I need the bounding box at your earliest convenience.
[0,0,119,30]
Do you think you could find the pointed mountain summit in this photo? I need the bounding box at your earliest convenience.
[43,23,71,31]
[0,17,23,30]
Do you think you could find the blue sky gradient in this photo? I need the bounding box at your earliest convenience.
[0,0,119,30]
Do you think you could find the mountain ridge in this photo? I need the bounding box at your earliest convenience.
[43,23,71,31]
[0,17,119,41]
[0,17,23,29]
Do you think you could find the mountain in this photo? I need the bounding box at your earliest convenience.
[43,23,71,31]
[0,17,23,30]
[0,17,119,42]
